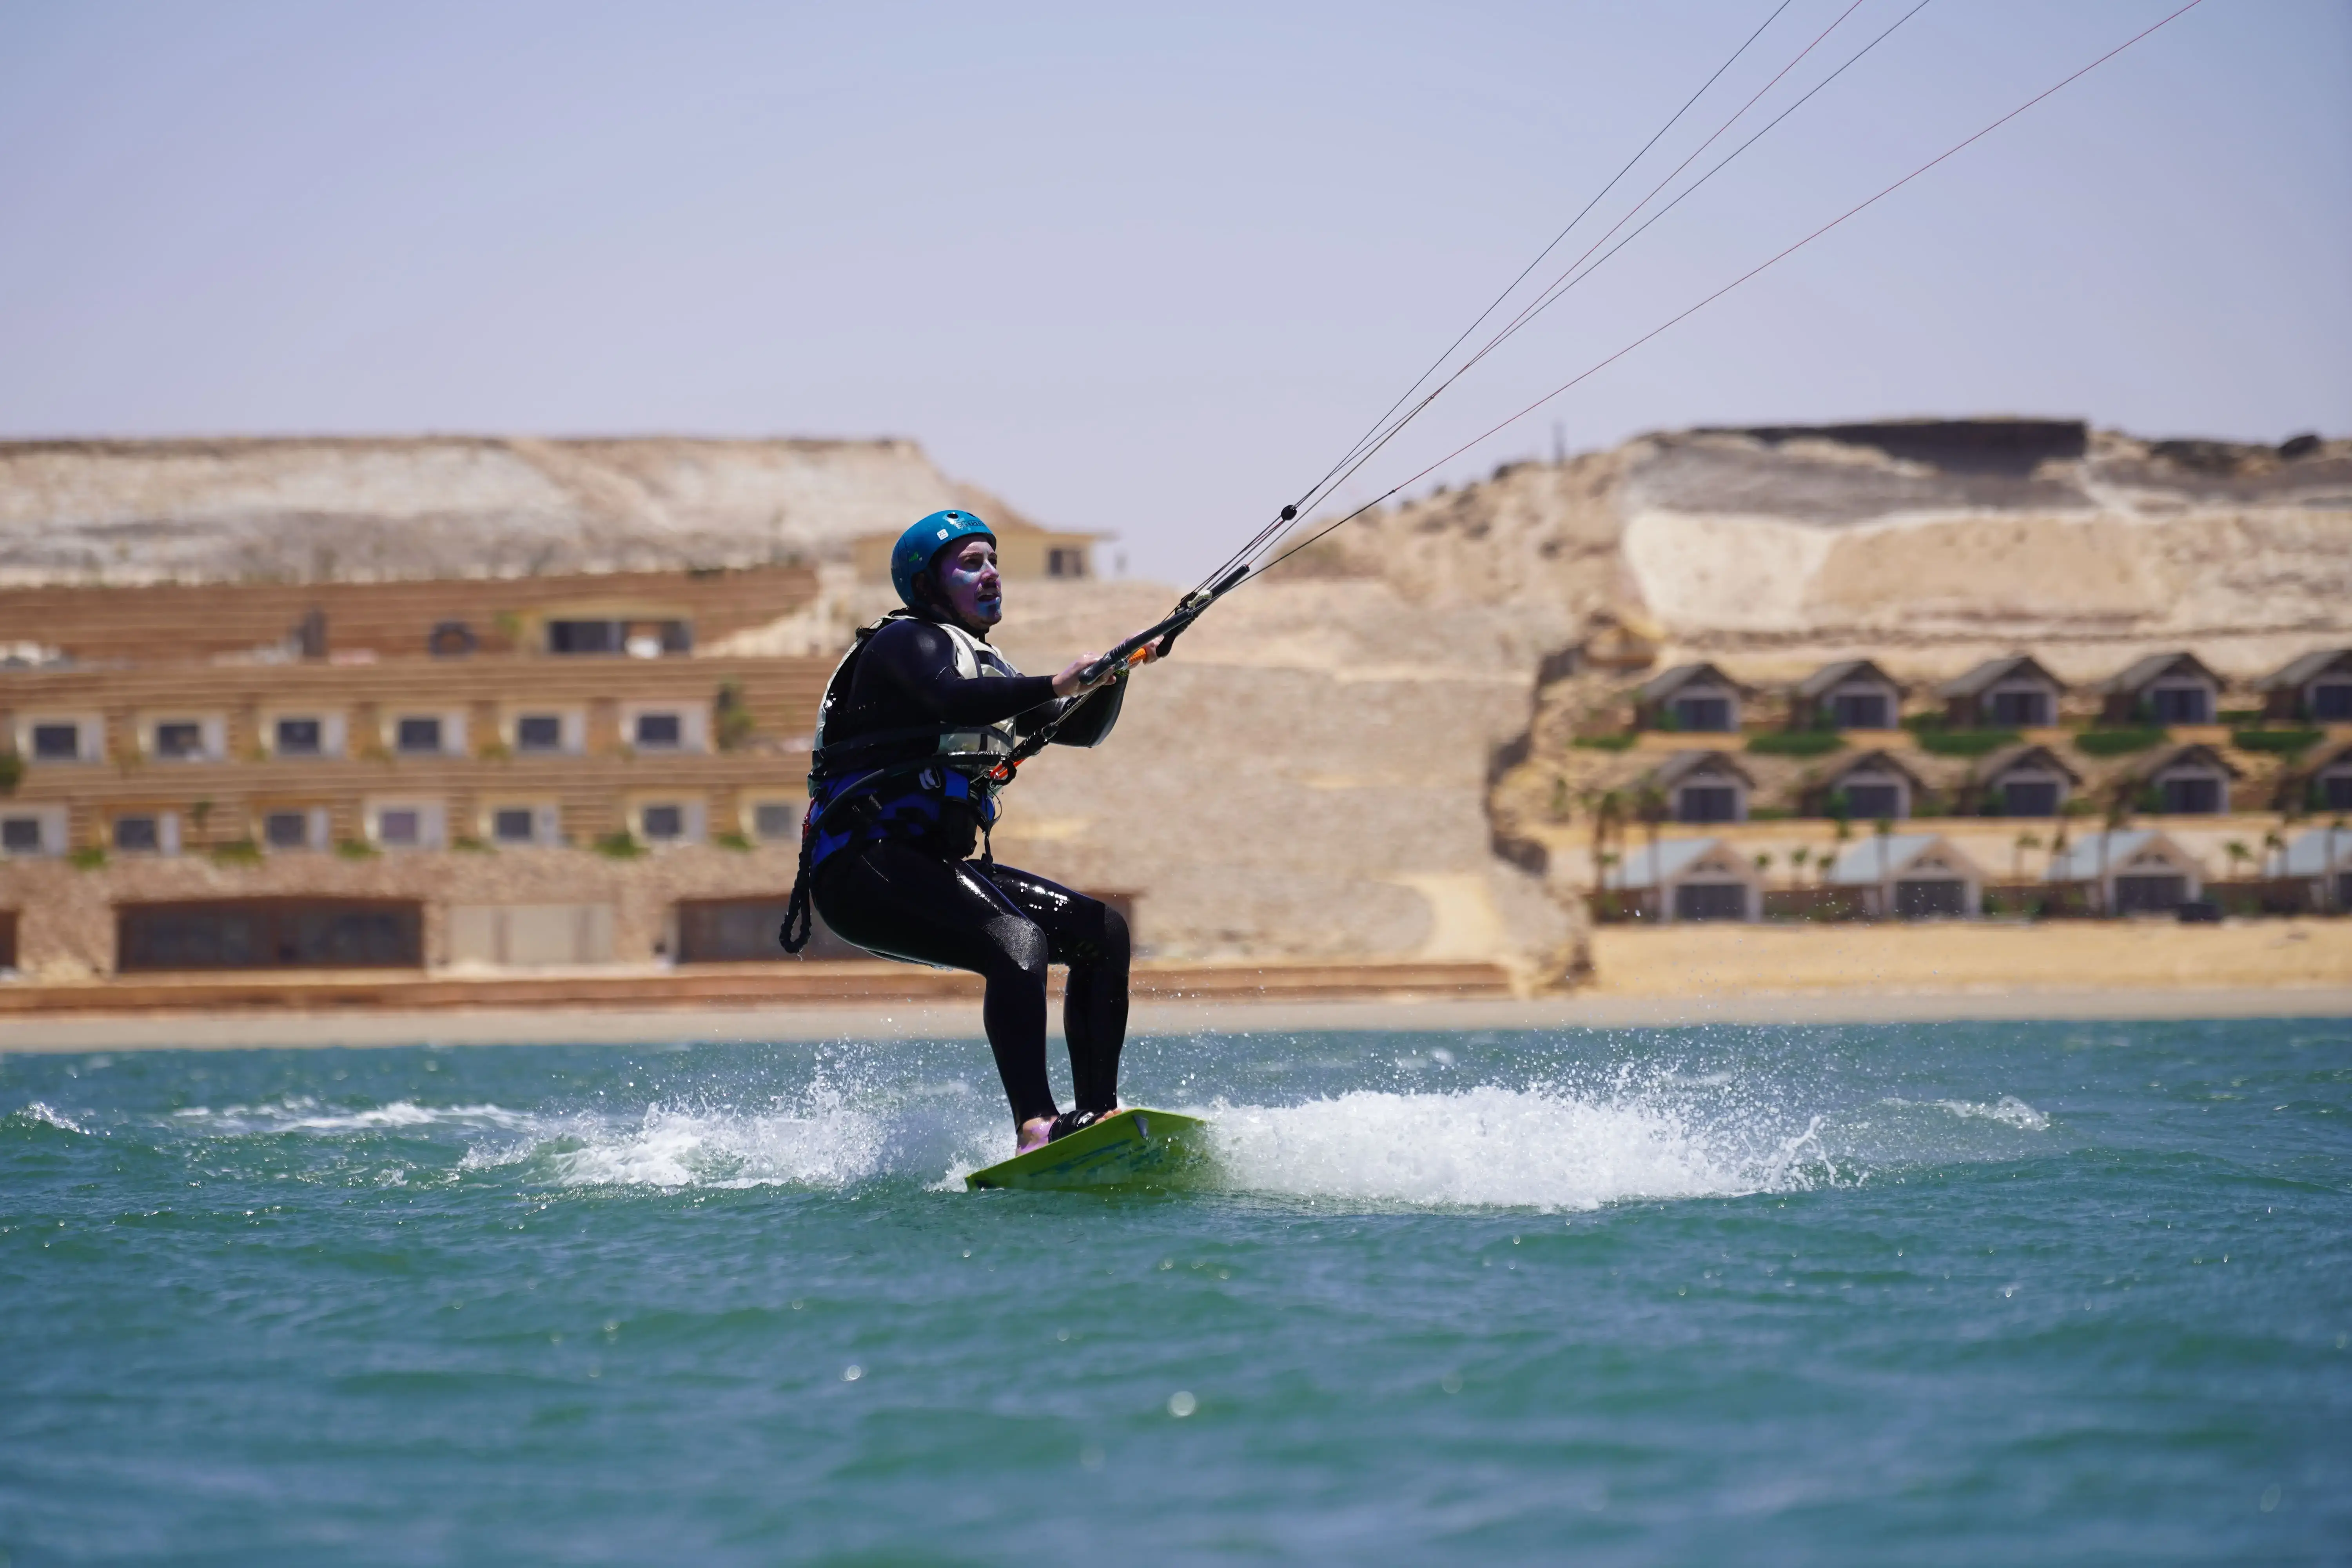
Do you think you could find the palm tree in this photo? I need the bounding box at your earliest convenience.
[2223,839,2252,881]
[2273,792,2308,878]
[2261,828,2285,879]
[2053,796,2090,914]
[1790,845,1811,889]
[2011,830,2041,885]
[1582,789,1622,895]
[2096,779,2134,916]
[1873,815,1896,919]
[1634,779,1669,907]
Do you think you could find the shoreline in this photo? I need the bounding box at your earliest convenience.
[2,983,2348,1053]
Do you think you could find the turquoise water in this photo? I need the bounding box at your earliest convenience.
[3,1018,2348,1564]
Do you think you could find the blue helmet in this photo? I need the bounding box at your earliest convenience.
[891,509,996,608]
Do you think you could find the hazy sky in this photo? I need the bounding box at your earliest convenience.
[2,0,2346,581]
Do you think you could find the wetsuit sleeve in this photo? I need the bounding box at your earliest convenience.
[864,620,1057,724]
[1036,678,1125,748]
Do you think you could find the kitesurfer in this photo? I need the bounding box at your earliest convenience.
[793,510,1154,1156]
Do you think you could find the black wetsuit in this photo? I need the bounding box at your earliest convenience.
[808,613,1129,1127]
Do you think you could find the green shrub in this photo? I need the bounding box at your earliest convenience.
[452,835,494,854]
[1747,731,1845,758]
[207,839,263,867]
[2231,728,2321,755]
[715,682,756,751]
[1571,733,1636,752]
[2074,727,2167,757]
[1915,728,2020,758]
[593,831,646,860]
[335,838,380,861]
[715,829,755,853]
[68,844,107,871]
[0,750,21,796]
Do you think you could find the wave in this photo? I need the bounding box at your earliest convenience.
[10,1101,90,1136]
[172,1098,535,1135]
[1934,1094,2050,1132]
[1876,1094,2052,1133]
[465,1099,898,1191]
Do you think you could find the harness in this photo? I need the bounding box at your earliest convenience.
[779,611,1023,952]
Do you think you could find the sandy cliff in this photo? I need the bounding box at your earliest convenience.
[0,436,1028,584]
[1345,421,2352,668]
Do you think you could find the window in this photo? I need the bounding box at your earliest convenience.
[641,804,686,841]
[427,621,476,657]
[753,802,798,840]
[114,816,162,853]
[2323,773,2352,811]
[2001,780,2060,817]
[2159,776,2222,814]
[1047,547,1087,579]
[1673,883,1749,921]
[2114,874,2187,915]
[491,808,537,844]
[515,714,564,752]
[395,717,444,754]
[1989,690,2049,727]
[275,717,323,755]
[2,817,43,853]
[2149,685,2210,724]
[154,721,205,759]
[2313,682,2352,721]
[549,618,690,656]
[263,811,312,849]
[1671,696,1732,732]
[1830,693,1889,730]
[378,809,422,847]
[1842,783,1903,821]
[548,619,621,655]
[633,712,684,749]
[1677,785,1740,824]
[31,722,82,760]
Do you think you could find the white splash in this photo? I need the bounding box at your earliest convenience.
[1201,1084,1831,1211]
[15,1101,88,1134]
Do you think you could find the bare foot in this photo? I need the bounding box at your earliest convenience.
[1015,1117,1055,1155]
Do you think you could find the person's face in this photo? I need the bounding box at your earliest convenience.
[933,538,1002,628]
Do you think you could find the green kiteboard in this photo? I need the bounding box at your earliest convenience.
[965,1107,1210,1192]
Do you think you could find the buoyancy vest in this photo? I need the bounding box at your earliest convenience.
[801,610,1022,869]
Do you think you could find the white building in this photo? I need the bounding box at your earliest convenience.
[1822,832,1987,918]
[2044,829,2203,915]
[2281,827,2352,913]
[1602,837,1762,922]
